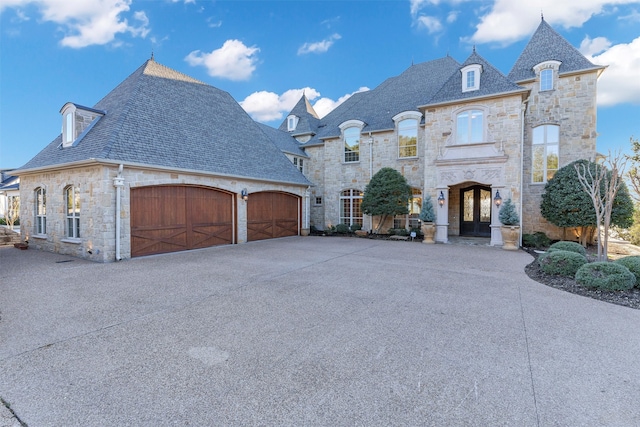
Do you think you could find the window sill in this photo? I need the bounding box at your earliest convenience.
[343,161,360,164]
[32,234,47,240]
[398,156,418,160]
[61,238,81,245]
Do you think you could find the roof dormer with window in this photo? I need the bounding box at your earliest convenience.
[533,60,562,92]
[60,102,105,148]
[287,115,299,132]
[461,64,483,92]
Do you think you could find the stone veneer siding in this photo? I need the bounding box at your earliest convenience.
[19,164,308,262]
[520,69,598,240]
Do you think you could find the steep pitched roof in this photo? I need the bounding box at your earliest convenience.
[18,60,310,186]
[299,56,461,146]
[508,18,604,82]
[278,94,321,136]
[425,50,527,106]
[257,123,308,158]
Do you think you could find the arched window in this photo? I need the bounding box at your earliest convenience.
[532,124,559,183]
[456,109,484,144]
[540,69,553,91]
[65,186,81,238]
[398,119,418,158]
[343,127,360,163]
[34,187,46,235]
[340,189,363,226]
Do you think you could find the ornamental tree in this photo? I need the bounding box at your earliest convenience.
[361,167,412,233]
[540,159,634,249]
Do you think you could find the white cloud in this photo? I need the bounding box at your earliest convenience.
[469,0,640,45]
[207,17,222,28]
[185,39,259,81]
[446,11,459,24]
[0,0,150,48]
[240,86,370,122]
[410,0,439,17]
[416,15,443,34]
[298,33,341,55]
[240,88,321,122]
[583,36,640,106]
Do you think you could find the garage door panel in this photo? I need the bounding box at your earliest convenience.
[247,192,299,241]
[131,185,233,257]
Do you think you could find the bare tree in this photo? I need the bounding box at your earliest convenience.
[6,196,20,231]
[625,136,640,202]
[574,152,627,261]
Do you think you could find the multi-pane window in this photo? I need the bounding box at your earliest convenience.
[314,197,322,205]
[466,70,475,89]
[340,189,363,226]
[394,188,422,229]
[35,187,46,235]
[398,119,418,158]
[532,125,559,183]
[65,186,81,238]
[540,69,553,91]
[344,127,360,163]
[456,109,484,144]
[293,157,304,173]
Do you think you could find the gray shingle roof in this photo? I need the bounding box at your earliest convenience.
[18,60,310,186]
[299,56,461,146]
[425,51,526,106]
[278,94,320,136]
[508,18,603,82]
[257,123,308,158]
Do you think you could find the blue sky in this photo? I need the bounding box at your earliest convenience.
[1,0,639,169]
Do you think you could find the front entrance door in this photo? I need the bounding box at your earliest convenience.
[460,185,491,237]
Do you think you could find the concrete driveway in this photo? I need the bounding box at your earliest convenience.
[1,237,639,426]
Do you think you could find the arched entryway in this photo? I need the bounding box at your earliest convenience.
[459,185,492,237]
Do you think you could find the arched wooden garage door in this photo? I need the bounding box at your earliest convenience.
[131,185,234,257]
[247,191,300,241]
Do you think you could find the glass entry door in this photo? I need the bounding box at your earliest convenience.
[460,185,491,237]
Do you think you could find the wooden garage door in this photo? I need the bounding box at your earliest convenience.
[131,185,233,257]
[247,192,299,241]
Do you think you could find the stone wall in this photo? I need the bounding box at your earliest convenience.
[19,164,309,262]
[521,69,599,239]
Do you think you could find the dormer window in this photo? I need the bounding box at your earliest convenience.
[339,120,365,163]
[461,64,482,92]
[287,115,299,132]
[60,102,105,148]
[533,60,561,92]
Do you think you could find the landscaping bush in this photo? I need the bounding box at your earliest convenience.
[350,223,362,232]
[575,262,635,291]
[522,232,551,249]
[613,256,640,287]
[336,223,350,234]
[548,241,587,256]
[538,250,588,277]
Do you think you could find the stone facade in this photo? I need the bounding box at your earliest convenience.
[19,163,309,262]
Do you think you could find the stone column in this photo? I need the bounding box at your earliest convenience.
[435,187,449,243]
[490,186,505,246]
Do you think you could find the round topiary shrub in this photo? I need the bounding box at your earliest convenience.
[575,262,635,291]
[538,250,588,277]
[350,223,362,232]
[336,223,350,234]
[548,241,587,256]
[613,256,640,287]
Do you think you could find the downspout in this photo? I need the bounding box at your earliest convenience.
[113,164,124,261]
[305,186,311,231]
[519,98,529,247]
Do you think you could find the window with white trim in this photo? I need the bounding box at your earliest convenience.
[343,127,360,163]
[65,186,81,238]
[287,115,298,132]
[540,69,553,91]
[293,157,304,173]
[456,109,484,144]
[461,64,482,92]
[340,189,363,226]
[532,124,559,183]
[398,119,418,158]
[314,196,322,205]
[35,187,46,235]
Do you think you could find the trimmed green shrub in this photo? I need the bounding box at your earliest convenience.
[350,223,362,232]
[336,223,350,234]
[548,241,587,256]
[538,250,588,277]
[575,262,635,291]
[419,195,436,222]
[522,232,551,249]
[499,198,519,225]
[614,256,640,287]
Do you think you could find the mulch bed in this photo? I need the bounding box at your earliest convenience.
[524,249,640,310]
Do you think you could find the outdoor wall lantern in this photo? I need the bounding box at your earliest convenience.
[241,188,249,201]
[437,191,445,207]
[494,190,502,207]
